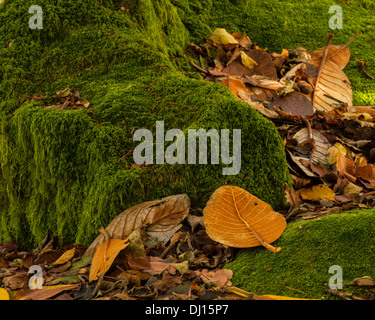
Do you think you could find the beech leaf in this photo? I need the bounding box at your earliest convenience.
[84,194,190,258]
[89,227,129,282]
[203,186,286,252]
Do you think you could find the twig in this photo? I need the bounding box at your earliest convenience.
[311,33,334,106]
[189,60,209,76]
[324,289,351,300]
[359,191,375,203]
[326,30,358,61]
[359,60,375,80]
[299,116,312,139]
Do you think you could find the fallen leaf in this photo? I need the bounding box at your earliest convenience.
[0,288,9,300]
[354,164,375,182]
[11,284,79,300]
[84,194,190,258]
[270,92,314,116]
[3,272,28,290]
[196,269,233,288]
[89,227,129,282]
[300,184,335,201]
[203,186,286,252]
[326,142,347,165]
[209,28,238,46]
[240,51,257,71]
[51,248,75,266]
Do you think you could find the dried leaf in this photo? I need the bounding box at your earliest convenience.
[309,45,351,70]
[326,142,347,165]
[240,51,257,71]
[292,128,331,165]
[203,186,286,252]
[300,184,335,201]
[209,28,238,45]
[11,284,79,300]
[84,194,190,258]
[51,248,75,266]
[270,92,314,116]
[0,288,9,300]
[308,58,352,112]
[354,164,375,182]
[89,228,129,282]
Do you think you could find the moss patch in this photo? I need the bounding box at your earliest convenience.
[225,210,375,299]
[0,0,291,249]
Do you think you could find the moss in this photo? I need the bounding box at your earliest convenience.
[0,0,291,249]
[1,0,373,250]
[225,210,375,299]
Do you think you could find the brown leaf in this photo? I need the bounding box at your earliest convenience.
[203,186,286,252]
[11,284,79,300]
[3,272,29,290]
[354,164,375,182]
[270,92,314,116]
[309,45,351,70]
[84,194,190,258]
[308,58,352,112]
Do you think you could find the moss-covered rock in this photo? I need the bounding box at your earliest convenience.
[1,0,374,250]
[0,0,291,249]
[225,210,375,299]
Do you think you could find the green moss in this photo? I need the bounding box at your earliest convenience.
[0,0,291,249]
[1,0,373,250]
[225,210,375,299]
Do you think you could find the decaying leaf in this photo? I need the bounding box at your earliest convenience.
[84,194,190,258]
[203,186,286,252]
[89,227,129,282]
[11,284,80,300]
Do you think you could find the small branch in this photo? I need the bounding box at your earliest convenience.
[189,60,209,76]
[359,60,375,80]
[324,289,351,300]
[312,33,334,106]
[327,30,358,61]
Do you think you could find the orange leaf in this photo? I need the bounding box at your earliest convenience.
[89,228,129,282]
[11,284,79,300]
[203,186,286,252]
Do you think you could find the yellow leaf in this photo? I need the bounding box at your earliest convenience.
[326,142,346,165]
[51,248,75,266]
[240,51,257,71]
[203,186,286,253]
[89,228,129,282]
[261,294,319,300]
[0,288,9,300]
[300,184,335,201]
[209,28,238,45]
[279,48,289,58]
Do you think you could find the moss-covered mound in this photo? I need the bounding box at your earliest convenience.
[0,0,291,249]
[1,0,374,250]
[226,210,375,299]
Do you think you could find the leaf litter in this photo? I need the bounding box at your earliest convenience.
[1,29,375,301]
[190,28,375,222]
